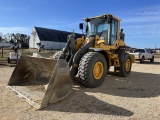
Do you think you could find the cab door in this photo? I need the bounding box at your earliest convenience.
[110,19,118,45]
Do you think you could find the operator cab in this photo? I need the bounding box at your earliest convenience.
[79,14,124,45]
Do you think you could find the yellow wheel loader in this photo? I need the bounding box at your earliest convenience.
[7,14,135,109]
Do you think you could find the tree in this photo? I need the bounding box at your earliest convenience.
[0,32,30,47]
[2,33,12,42]
[11,33,30,47]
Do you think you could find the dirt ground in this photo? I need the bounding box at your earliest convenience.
[0,59,160,120]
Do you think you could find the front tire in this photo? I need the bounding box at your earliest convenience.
[117,53,132,77]
[78,52,107,88]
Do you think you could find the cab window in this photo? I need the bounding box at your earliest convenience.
[110,19,118,45]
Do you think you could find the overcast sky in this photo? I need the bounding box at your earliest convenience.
[0,0,160,48]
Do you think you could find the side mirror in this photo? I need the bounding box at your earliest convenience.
[121,33,125,41]
[120,29,125,41]
[79,23,83,30]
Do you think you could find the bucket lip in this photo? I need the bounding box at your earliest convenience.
[32,56,53,59]
[31,53,54,59]
[26,55,53,60]
[6,86,41,109]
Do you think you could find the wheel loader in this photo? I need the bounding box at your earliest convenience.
[7,14,135,109]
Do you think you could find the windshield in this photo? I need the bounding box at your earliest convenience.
[86,18,110,40]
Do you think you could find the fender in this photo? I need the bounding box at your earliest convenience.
[89,48,105,52]
[70,39,95,78]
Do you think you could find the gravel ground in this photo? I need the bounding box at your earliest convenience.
[0,59,160,120]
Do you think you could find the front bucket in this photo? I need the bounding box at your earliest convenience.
[7,56,73,109]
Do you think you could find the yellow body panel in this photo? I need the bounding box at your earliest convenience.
[77,14,134,69]
[129,54,135,63]
[94,37,134,68]
[75,36,85,51]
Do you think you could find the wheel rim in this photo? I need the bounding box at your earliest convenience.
[125,59,131,72]
[93,62,104,79]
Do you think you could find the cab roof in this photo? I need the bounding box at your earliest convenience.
[83,14,121,21]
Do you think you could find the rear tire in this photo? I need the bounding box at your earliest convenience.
[107,66,110,72]
[78,52,107,88]
[117,53,132,77]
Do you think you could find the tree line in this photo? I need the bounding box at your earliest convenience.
[0,32,30,47]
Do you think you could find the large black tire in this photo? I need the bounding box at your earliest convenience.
[115,53,132,77]
[78,52,107,88]
[107,66,110,72]
[140,56,144,63]
[150,56,154,62]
